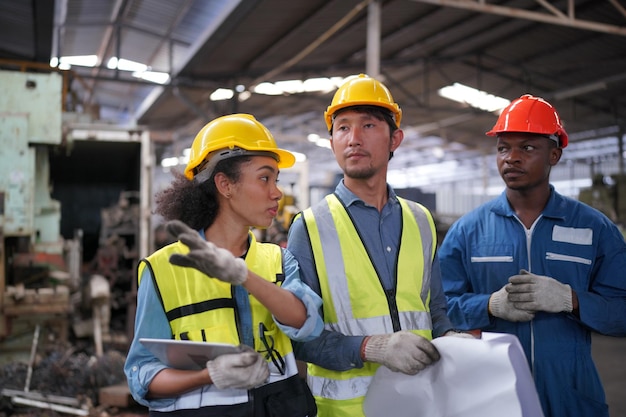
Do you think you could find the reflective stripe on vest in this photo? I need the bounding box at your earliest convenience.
[139,231,298,411]
[302,194,436,416]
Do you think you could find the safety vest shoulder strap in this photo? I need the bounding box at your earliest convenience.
[396,197,437,257]
[302,194,434,333]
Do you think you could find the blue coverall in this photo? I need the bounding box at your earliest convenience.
[439,186,626,417]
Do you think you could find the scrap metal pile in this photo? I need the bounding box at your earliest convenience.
[0,342,128,416]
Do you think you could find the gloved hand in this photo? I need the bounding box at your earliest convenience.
[362,331,440,375]
[506,269,573,313]
[166,220,248,285]
[488,285,535,322]
[443,330,476,339]
[206,345,269,390]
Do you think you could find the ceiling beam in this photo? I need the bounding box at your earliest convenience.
[249,0,373,87]
[410,0,626,36]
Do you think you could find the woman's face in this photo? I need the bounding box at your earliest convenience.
[226,155,284,228]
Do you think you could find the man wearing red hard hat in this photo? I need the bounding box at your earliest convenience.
[439,94,626,417]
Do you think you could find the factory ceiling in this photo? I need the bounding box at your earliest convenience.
[1,0,626,188]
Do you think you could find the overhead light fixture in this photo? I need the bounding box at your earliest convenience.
[106,57,170,84]
[210,88,235,101]
[50,55,169,84]
[50,55,98,69]
[307,133,331,149]
[438,83,510,113]
[253,82,284,96]
[160,156,180,168]
[292,151,307,162]
[133,71,169,84]
[210,76,349,101]
[107,57,147,72]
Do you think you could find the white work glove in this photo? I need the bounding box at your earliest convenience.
[206,345,269,390]
[443,330,476,339]
[506,269,573,313]
[166,220,248,285]
[363,331,440,375]
[488,285,535,322]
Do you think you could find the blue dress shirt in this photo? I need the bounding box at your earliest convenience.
[287,180,454,371]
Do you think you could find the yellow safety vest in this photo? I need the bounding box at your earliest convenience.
[301,195,436,417]
[138,231,299,411]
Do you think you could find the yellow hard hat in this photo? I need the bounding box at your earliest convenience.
[184,113,296,181]
[324,74,402,131]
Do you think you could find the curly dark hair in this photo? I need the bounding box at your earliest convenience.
[155,156,250,230]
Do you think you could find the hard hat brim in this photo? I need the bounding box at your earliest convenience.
[193,147,296,183]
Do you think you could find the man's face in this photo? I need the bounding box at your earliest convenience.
[330,109,402,180]
[496,133,562,191]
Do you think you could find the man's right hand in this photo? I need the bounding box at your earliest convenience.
[206,345,269,390]
[488,285,535,322]
[362,331,440,375]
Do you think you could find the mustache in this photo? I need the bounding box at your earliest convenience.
[345,149,369,158]
[502,167,524,175]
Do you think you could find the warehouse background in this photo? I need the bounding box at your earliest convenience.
[2,0,625,209]
[0,0,625,415]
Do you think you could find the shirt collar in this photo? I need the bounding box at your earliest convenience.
[334,178,398,208]
[493,184,565,220]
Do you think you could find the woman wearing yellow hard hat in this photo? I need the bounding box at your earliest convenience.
[125,113,321,417]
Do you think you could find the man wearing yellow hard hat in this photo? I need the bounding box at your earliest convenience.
[287,74,473,417]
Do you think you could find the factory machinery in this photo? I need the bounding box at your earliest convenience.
[0,68,152,360]
[579,173,626,232]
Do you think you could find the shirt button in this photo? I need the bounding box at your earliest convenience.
[386,246,391,252]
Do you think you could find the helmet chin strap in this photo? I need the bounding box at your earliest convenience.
[193,148,279,184]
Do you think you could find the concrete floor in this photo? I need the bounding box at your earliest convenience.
[592,333,626,417]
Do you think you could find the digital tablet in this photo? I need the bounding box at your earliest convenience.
[140,338,239,370]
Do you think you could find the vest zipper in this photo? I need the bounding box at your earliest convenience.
[385,289,401,332]
[232,286,243,343]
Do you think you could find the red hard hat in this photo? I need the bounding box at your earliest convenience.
[486,94,568,148]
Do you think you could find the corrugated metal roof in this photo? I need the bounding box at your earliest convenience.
[1,0,625,187]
